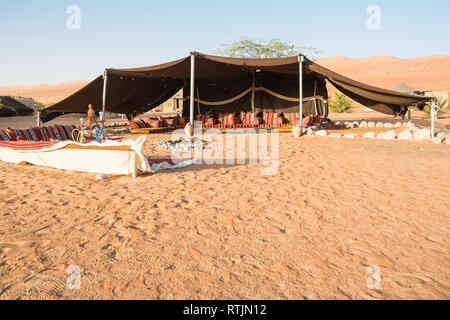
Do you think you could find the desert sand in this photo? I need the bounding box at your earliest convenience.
[0,127,449,299]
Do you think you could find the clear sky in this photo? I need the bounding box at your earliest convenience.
[1,0,449,86]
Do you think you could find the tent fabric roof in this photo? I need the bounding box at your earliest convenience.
[0,96,35,117]
[44,52,431,120]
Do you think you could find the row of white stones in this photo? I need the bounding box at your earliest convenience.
[304,121,449,144]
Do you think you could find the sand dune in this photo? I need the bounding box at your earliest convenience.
[316,55,450,92]
[0,81,88,105]
[0,55,448,106]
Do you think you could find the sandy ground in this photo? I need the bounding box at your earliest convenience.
[0,126,449,299]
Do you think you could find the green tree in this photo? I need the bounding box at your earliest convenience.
[422,94,448,119]
[0,98,3,109]
[34,101,47,111]
[329,91,354,113]
[214,37,321,59]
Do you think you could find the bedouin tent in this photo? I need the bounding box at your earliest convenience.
[42,52,431,124]
[0,96,35,117]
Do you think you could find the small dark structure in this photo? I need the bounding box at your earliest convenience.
[393,83,426,96]
[0,96,35,117]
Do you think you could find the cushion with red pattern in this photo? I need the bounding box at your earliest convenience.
[7,128,17,141]
[129,120,140,130]
[53,125,68,141]
[218,113,235,125]
[31,127,44,141]
[0,131,12,141]
[39,127,50,141]
[49,125,62,141]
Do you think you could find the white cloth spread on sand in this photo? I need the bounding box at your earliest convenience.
[0,136,195,175]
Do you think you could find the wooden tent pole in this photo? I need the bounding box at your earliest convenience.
[251,72,255,113]
[298,55,304,135]
[102,69,108,128]
[190,52,195,124]
[430,99,436,139]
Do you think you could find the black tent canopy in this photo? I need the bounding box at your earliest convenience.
[43,52,431,123]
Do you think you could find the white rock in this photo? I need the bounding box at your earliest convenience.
[96,173,108,180]
[376,122,384,127]
[359,121,368,127]
[382,130,396,140]
[394,122,402,128]
[432,137,443,144]
[344,134,359,139]
[413,128,431,140]
[367,122,376,127]
[335,121,341,125]
[353,121,359,127]
[362,132,376,139]
[315,130,328,136]
[406,121,414,128]
[384,123,394,128]
[446,138,450,145]
[435,130,449,138]
[397,129,413,140]
[328,133,342,138]
[306,128,315,136]
[403,122,408,126]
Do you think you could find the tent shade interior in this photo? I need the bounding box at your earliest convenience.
[0,96,35,117]
[43,52,431,122]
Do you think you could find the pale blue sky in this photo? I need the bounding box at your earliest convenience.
[1,0,449,86]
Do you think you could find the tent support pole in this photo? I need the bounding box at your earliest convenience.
[102,70,108,128]
[190,52,195,124]
[430,99,436,139]
[251,72,255,113]
[36,110,41,127]
[298,55,304,134]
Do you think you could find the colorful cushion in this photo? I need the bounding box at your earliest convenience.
[262,112,280,125]
[135,120,147,128]
[7,128,17,141]
[39,127,50,141]
[62,125,74,139]
[302,115,313,127]
[129,120,140,130]
[0,131,11,141]
[240,112,261,126]
[21,129,33,141]
[164,117,179,126]
[49,126,62,141]
[195,114,212,125]
[26,128,39,141]
[218,113,235,125]
[207,118,218,126]
[54,125,68,141]
[44,127,56,140]
[31,127,43,141]
[150,119,163,128]
[284,113,299,125]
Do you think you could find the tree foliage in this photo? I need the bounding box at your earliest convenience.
[329,91,354,113]
[0,98,3,109]
[214,37,320,59]
[422,94,449,119]
[34,101,47,111]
